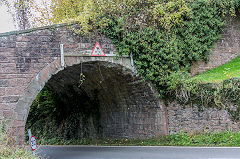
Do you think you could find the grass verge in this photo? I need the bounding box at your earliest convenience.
[0,120,38,159]
[0,145,38,159]
[37,131,240,147]
[193,55,240,83]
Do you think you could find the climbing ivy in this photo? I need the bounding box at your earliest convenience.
[216,78,240,121]
[167,73,240,121]
[100,0,239,97]
[25,0,240,137]
[28,0,239,97]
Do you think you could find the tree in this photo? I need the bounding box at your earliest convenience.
[0,0,53,29]
[49,0,191,33]
[1,0,191,33]
[15,0,30,29]
[0,0,30,29]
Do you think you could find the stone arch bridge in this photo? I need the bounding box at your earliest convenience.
[0,15,240,144]
[0,24,168,144]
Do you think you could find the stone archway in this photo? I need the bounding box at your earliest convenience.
[12,56,168,144]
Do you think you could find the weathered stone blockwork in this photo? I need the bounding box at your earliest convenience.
[0,15,240,144]
[191,15,240,75]
[166,101,240,134]
[45,60,167,139]
[0,25,167,144]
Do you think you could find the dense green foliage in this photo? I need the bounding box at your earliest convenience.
[25,86,102,142]
[99,0,239,97]
[194,56,240,83]
[96,0,240,121]
[35,131,240,147]
[48,0,240,97]
[25,0,240,144]
[51,0,192,33]
[26,87,59,140]
[216,78,240,120]
[167,74,240,120]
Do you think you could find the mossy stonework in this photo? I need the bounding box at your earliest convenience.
[0,15,239,144]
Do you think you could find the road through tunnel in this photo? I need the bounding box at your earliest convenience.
[25,61,167,142]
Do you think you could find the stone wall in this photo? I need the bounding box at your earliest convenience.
[101,106,165,138]
[0,24,168,143]
[0,16,240,144]
[45,61,168,139]
[191,15,240,75]
[166,101,240,134]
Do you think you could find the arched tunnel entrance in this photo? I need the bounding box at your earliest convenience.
[25,61,167,142]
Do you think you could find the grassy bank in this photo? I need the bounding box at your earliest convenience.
[0,145,38,159]
[36,131,240,147]
[0,120,38,159]
[193,56,240,83]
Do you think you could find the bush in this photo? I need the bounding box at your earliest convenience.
[167,75,240,120]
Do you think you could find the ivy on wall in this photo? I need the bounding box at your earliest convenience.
[100,0,239,97]
[28,0,239,98]
[167,74,240,121]
[25,0,240,140]
[97,0,240,120]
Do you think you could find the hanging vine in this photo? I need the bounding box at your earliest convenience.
[78,62,85,87]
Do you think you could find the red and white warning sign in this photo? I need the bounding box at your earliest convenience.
[91,42,106,56]
[30,136,37,151]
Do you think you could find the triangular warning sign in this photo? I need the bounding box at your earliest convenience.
[91,42,106,56]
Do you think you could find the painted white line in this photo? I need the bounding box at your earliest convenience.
[38,145,240,149]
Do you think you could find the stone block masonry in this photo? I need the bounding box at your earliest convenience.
[167,101,240,134]
[0,24,168,144]
[44,60,168,139]
[0,15,240,144]
[191,15,240,75]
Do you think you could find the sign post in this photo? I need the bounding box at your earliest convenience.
[28,129,31,140]
[28,129,37,151]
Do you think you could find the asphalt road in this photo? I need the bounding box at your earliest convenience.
[35,146,240,159]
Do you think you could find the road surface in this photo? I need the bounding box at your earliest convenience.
[35,146,240,159]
